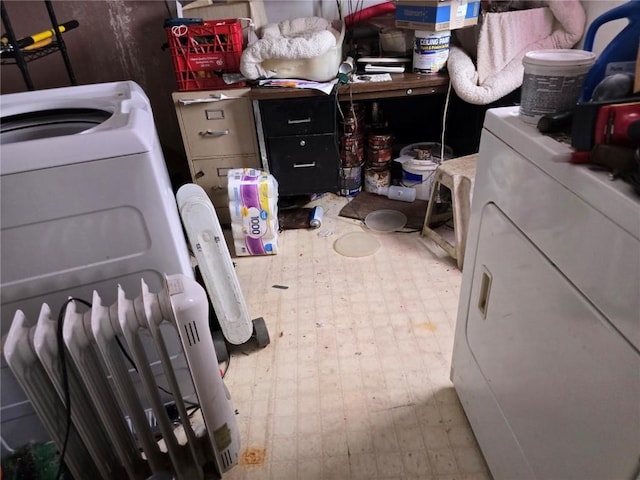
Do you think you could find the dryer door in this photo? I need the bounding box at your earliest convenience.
[464,203,640,480]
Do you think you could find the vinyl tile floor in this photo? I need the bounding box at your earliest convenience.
[223,194,491,480]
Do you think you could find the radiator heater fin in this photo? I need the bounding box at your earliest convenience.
[4,274,240,479]
[4,308,104,480]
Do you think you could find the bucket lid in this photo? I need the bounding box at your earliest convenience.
[523,49,596,67]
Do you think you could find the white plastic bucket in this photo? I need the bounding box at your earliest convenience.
[520,49,596,124]
[413,30,450,74]
[401,159,438,201]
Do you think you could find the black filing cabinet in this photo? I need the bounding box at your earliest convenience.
[259,96,340,196]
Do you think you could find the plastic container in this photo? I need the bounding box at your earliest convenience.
[166,19,245,91]
[400,159,438,201]
[413,30,450,74]
[580,0,640,102]
[519,49,596,124]
[378,185,417,203]
[380,28,414,55]
[260,20,345,82]
[395,142,453,201]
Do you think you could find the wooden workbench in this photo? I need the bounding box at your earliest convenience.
[249,72,450,101]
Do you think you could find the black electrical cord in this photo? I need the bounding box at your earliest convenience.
[56,297,91,480]
[114,336,200,408]
[222,354,231,379]
[187,405,201,418]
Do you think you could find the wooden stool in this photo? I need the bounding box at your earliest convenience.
[421,154,478,270]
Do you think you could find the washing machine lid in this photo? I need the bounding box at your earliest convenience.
[483,107,639,240]
[0,81,158,175]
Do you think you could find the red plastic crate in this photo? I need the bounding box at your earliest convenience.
[166,19,245,91]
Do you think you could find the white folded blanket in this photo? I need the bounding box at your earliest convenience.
[241,17,339,80]
[448,0,586,105]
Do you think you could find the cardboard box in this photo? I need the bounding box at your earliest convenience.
[180,0,268,30]
[395,1,480,31]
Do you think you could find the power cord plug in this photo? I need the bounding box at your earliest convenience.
[337,72,349,85]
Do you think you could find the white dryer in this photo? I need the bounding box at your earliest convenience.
[451,106,640,479]
[0,81,194,457]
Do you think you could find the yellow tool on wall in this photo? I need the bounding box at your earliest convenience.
[1,19,78,50]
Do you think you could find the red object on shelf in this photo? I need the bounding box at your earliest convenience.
[344,1,396,27]
[166,19,245,91]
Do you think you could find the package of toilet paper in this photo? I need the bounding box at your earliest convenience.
[228,168,279,256]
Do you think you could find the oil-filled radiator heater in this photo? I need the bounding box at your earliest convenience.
[3,273,240,480]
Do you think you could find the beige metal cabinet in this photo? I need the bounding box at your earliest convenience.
[173,88,260,224]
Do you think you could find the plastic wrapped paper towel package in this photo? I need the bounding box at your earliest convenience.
[228,168,279,256]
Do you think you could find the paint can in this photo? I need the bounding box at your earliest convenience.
[341,134,364,167]
[366,132,394,169]
[367,146,393,166]
[339,165,363,197]
[413,30,450,74]
[364,166,391,193]
[367,132,393,148]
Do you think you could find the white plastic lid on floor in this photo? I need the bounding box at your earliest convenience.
[334,231,381,257]
[364,209,407,233]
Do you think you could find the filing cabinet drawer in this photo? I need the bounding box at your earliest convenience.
[266,134,339,196]
[191,154,260,223]
[260,96,336,137]
[173,89,258,159]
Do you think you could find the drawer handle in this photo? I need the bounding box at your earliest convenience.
[199,129,230,137]
[293,162,316,168]
[287,117,312,125]
[179,93,238,105]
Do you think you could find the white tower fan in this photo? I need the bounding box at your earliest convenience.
[4,274,240,479]
[176,183,270,358]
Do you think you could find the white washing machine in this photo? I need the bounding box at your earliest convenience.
[0,81,194,457]
[451,107,640,479]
